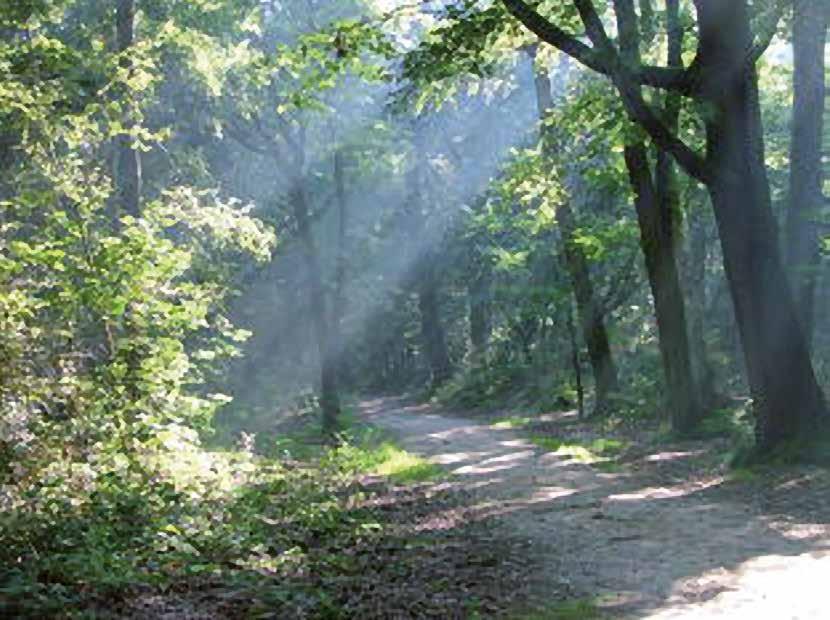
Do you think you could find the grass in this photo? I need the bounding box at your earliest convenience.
[530,435,626,470]
[727,467,760,483]
[513,599,605,619]
[326,439,444,484]
[491,415,533,429]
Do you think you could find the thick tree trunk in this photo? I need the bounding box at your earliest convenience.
[292,184,340,434]
[115,0,141,217]
[625,144,701,433]
[786,0,827,343]
[418,260,452,388]
[531,58,619,413]
[698,1,827,450]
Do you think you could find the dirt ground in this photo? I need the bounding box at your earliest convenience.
[361,396,830,619]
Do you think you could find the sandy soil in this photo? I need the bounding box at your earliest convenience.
[360,396,830,619]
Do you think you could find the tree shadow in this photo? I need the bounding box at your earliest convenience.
[360,396,830,618]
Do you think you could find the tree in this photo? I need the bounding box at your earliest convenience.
[531,49,620,414]
[408,124,453,388]
[620,0,701,433]
[503,0,827,452]
[786,0,828,344]
[114,0,141,217]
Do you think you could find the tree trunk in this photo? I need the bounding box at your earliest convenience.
[115,0,141,217]
[625,144,701,433]
[786,0,827,344]
[292,184,341,434]
[621,0,701,434]
[698,1,827,450]
[558,202,619,413]
[685,203,717,409]
[531,57,619,413]
[418,260,452,388]
[408,126,452,389]
[468,266,491,360]
[566,298,585,419]
[332,147,351,387]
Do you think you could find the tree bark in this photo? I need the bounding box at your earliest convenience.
[532,57,619,413]
[622,0,701,434]
[291,183,341,434]
[698,1,826,449]
[115,0,141,217]
[786,0,827,344]
[625,144,700,433]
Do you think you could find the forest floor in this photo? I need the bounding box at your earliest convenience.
[361,395,830,619]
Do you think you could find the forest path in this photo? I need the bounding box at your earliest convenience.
[360,396,830,619]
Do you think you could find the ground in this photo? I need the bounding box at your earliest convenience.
[361,396,830,619]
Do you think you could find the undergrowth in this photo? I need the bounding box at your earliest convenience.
[0,416,459,618]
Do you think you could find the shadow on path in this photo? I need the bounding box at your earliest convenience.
[360,395,830,618]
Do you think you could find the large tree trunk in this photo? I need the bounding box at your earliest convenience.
[292,184,341,434]
[698,1,827,450]
[625,144,701,433]
[531,58,619,413]
[115,0,141,217]
[786,0,827,344]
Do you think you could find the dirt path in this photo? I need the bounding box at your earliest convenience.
[360,396,830,619]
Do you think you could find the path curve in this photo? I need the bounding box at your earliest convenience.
[361,396,830,619]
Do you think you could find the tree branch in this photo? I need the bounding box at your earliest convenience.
[501,0,695,93]
[614,76,710,183]
[502,0,611,74]
[612,0,641,62]
[574,0,615,52]
[502,0,708,182]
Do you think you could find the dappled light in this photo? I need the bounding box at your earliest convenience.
[4,0,830,618]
